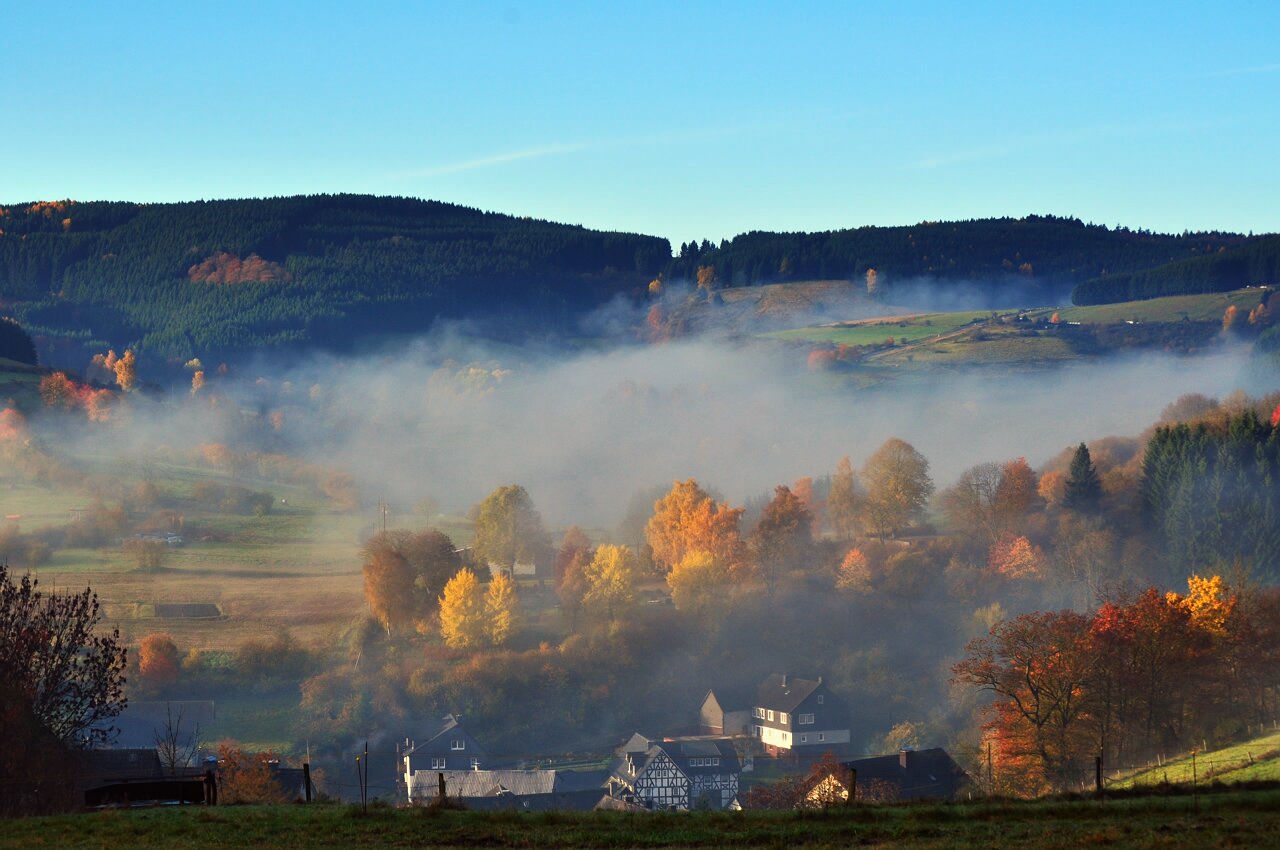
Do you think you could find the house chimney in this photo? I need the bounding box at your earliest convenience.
[781,674,788,688]
[900,749,911,770]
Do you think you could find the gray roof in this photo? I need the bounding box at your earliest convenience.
[415,769,558,798]
[80,748,163,782]
[841,749,970,800]
[404,714,485,759]
[756,674,823,713]
[609,734,741,782]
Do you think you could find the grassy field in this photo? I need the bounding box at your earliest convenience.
[1051,288,1269,324]
[0,356,44,408]
[766,310,991,346]
[1114,729,1280,789]
[6,788,1280,849]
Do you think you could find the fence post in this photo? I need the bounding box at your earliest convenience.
[1191,751,1198,815]
[846,768,856,806]
[438,771,447,799]
[1095,755,1103,798]
[303,763,312,802]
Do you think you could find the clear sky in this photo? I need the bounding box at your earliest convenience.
[3,1,1278,244]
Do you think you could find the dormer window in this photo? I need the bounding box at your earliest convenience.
[780,712,788,725]
[451,739,465,750]
[817,695,824,704]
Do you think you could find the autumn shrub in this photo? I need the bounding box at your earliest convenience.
[138,633,181,687]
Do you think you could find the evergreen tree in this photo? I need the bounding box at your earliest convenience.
[1064,443,1103,514]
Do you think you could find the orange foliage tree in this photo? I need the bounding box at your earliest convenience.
[987,534,1045,580]
[138,632,180,687]
[216,743,291,804]
[645,480,745,575]
[113,350,137,392]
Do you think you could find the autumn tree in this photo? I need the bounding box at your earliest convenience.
[190,370,205,395]
[583,543,638,619]
[216,743,291,804]
[994,458,1039,526]
[987,534,1045,580]
[361,529,464,635]
[827,456,863,538]
[645,479,746,574]
[361,540,416,637]
[138,632,180,687]
[484,573,521,645]
[471,485,552,576]
[555,526,592,588]
[940,462,1002,541]
[865,268,879,296]
[0,565,127,746]
[1063,443,1102,514]
[835,548,873,592]
[39,373,78,409]
[113,349,137,392]
[696,264,717,290]
[860,438,934,539]
[953,611,1094,790]
[439,568,486,648]
[750,485,813,596]
[666,550,732,621]
[556,546,592,632]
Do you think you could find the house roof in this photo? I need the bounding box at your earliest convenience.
[404,714,485,758]
[414,769,558,798]
[841,749,969,800]
[609,734,741,783]
[702,683,756,713]
[756,674,823,712]
[79,748,164,782]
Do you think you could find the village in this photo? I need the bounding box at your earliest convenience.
[74,673,968,812]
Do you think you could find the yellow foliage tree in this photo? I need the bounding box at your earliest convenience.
[860,438,934,539]
[696,265,717,290]
[666,550,731,620]
[865,268,878,296]
[1165,574,1234,636]
[583,543,637,619]
[439,568,486,648]
[113,349,137,391]
[988,534,1044,579]
[484,573,521,646]
[191,370,205,396]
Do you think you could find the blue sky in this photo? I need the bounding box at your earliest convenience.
[3,1,1278,243]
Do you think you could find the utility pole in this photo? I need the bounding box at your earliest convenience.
[377,498,389,534]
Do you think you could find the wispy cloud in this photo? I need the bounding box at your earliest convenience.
[1200,62,1280,78]
[400,142,590,178]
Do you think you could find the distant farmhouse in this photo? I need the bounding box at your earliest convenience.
[606,733,742,811]
[750,674,850,755]
[802,749,970,806]
[399,714,486,777]
[697,684,753,737]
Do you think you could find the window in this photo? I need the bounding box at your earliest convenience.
[471,758,480,769]
[767,710,775,721]
[711,757,719,767]
[431,757,446,770]
[799,713,815,725]
[818,733,825,742]
[451,739,465,750]
[817,695,824,704]
[780,712,788,725]
[800,734,808,743]
[753,707,764,719]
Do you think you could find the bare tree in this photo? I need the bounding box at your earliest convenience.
[154,702,201,774]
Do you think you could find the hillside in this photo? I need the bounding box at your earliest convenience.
[766,288,1270,378]
[1074,234,1280,305]
[1115,728,1280,789]
[2,199,1267,370]
[0,195,670,365]
[672,215,1252,295]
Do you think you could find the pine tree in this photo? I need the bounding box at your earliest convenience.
[1063,443,1103,513]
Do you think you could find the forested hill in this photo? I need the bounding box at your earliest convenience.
[671,216,1250,298]
[1073,234,1280,305]
[0,195,670,364]
[0,198,1263,367]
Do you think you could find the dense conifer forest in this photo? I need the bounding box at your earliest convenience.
[1073,234,1280,305]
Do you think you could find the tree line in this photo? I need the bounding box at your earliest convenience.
[1073,234,1280,305]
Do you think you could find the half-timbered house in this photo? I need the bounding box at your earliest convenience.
[606,734,741,811]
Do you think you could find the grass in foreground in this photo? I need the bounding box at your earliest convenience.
[5,787,1280,849]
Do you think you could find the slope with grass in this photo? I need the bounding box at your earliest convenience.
[1113,728,1280,790]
